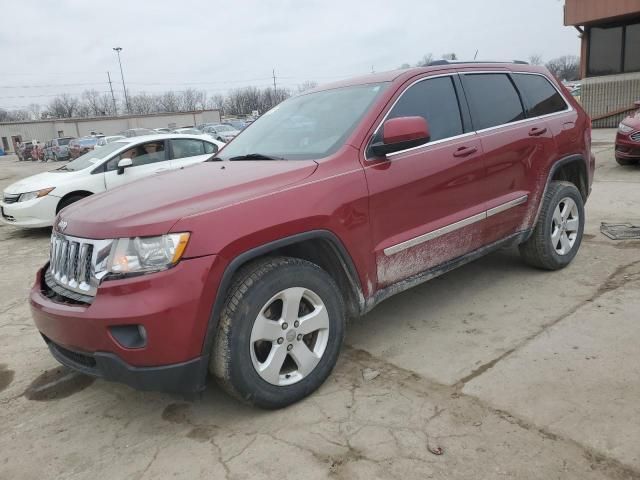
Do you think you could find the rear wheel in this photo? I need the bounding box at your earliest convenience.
[519,181,584,270]
[211,257,345,409]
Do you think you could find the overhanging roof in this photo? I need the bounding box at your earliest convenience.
[565,0,640,26]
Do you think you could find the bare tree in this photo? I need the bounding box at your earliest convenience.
[415,53,434,67]
[297,81,318,93]
[528,54,543,66]
[28,103,42,120]
[46,93,79,118]
[545,55,580,81]
[207,94,225,112]
[82,90,106,116]
[129,92,156,115]
[158,91,180,112]
[0,108,30,122]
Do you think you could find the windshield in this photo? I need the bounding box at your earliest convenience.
[218,82,388,160]
[60,142,127,171]
[58,138,72,146]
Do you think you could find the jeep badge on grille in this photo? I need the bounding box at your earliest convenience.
[57,219,67,232]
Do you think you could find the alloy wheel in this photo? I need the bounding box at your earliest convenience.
[551,197,579,255]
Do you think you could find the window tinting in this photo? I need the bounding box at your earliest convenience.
[513,74,567,117]
[170,139,206,159]
[384,76,463,143]
[589,26,623,75]
[462,74,525,130]
[625,23,640,73]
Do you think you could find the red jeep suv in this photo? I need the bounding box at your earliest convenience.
[30,62,594,408]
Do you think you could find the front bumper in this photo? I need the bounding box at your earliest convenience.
[30,254,219,392]
[615,132,640,160]
[44,335,208,392]
[0,195,59,227]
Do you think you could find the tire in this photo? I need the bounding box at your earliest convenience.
[519,181,584,270]
[211,256,346,409]
[56,194,89,214]
[615,157,638,166]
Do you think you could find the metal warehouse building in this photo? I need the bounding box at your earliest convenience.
[0,109,221,154]
[565,0,640,127]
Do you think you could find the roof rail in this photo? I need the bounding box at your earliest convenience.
[427,60,529,66]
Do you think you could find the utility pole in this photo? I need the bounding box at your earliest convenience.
[107,72,117,115]
[113,47,130,113]
[272,68,277,95]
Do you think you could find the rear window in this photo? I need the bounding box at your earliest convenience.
[512,74,567,117]
[80,138,98,146]
[57,138,71,146]
[461,74,525,131]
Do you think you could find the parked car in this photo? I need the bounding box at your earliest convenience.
[27,63,593,408]
[195,122,218,131]
[1,134,222,228]
[68,137,99,159]
[172,127,203,135]
[19,141,39,161]
[119,128,156,138]
[202,124,240,142]
[43,137,75,161]
[96,135,126,147]
[223,119,248,131]
[154,128,171,134]
[615,101,640,166]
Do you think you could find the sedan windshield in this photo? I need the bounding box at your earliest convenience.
[218,82,388,160]
[60,142,127,171]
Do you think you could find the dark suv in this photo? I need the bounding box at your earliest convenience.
[31,62,593,408]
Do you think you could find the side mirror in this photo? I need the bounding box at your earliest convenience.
[371,116,430,157]
[117,158,133,175]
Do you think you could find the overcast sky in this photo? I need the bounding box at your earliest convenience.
[0,0,579,110]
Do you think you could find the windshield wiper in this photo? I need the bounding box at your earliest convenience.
[229,153,284,161]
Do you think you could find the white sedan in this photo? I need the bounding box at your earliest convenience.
[1,134,224,228]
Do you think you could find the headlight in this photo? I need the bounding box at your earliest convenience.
[19,187,55,202]
[107,232,190,276]
[619,123,634,133]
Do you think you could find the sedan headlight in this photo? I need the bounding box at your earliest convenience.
[107,232,190,276]
[618,122,634,134]
[19,187,55,202]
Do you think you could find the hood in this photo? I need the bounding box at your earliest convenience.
[622,109,640,130]
[4,169,79,195]
[59,160,318,239]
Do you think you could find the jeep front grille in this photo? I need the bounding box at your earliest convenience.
[47,232,114,298]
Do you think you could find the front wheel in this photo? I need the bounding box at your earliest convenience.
[519,181,585,270]
[211,257,345,409]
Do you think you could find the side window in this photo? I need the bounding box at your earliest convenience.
[105,141,167,171]
[204,141,218,154]
[170,139,206,159]
[378,76,463,145]
[512,74,567,117]
[462,74,525,131]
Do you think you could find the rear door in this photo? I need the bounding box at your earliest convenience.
[363,73,487,287]
[459,71,556,243]
[169,138,217,168]
[104,139,171,189]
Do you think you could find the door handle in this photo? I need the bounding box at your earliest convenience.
[453,146,478,157]
[528,127,548,137]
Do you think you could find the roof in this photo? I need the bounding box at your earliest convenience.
[312,61,545,92]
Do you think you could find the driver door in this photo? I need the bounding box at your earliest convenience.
[104,140,171,190]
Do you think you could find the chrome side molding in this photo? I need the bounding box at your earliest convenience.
[384,195,528,256]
